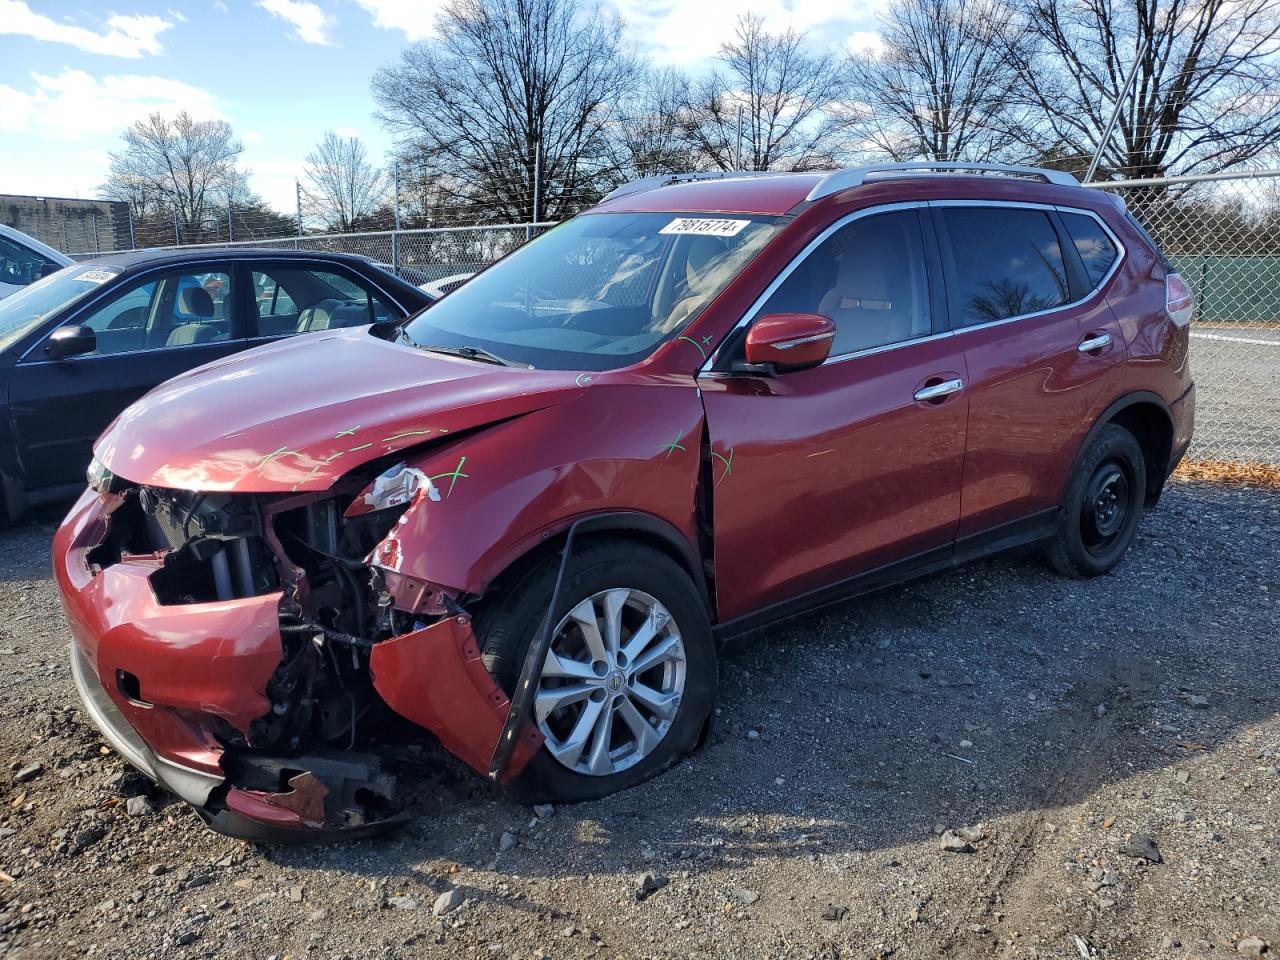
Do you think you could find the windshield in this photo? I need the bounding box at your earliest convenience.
[401,212,782,370]
[0,263,121,355]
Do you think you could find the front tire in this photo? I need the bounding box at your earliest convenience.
[477,538,716,803]
[1046,424,1147,578]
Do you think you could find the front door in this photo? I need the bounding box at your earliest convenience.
[700,207,969,623]
[9,263,246,491]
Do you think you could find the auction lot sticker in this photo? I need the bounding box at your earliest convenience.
[659,218,752,237]
[76,269,120,284]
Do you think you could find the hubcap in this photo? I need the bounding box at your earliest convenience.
[1081,461,1131,554]
[535,588,686,777]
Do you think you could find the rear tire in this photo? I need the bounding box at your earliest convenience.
[476,538,715,804]
[1046,424,1146,578]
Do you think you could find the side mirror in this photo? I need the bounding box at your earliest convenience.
[45,324,96,360]
[740,313,835,374]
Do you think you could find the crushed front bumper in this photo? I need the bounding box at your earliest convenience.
[54,487,540,841]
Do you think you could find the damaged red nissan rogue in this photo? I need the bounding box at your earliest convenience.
[55,163,1194,839]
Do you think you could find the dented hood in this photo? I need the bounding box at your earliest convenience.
[93,328,589,492]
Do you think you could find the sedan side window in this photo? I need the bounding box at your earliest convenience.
[72,269,234,357]
[938,207,1070,326]
[251,267,395,337]
[758,210,932,356]
[0,235,59,288]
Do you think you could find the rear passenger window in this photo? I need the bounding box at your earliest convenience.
[938,207,1069,326]
[758,210,931,356]
[1061,212,1120,287]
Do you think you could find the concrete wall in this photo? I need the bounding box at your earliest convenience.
[0,194,132,254]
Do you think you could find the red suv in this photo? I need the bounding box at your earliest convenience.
[55,164,1194,839]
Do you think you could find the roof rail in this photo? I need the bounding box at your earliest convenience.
[806,162,1079,201]
[601,170,792,202]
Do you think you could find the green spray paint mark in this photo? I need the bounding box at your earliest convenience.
[661,434,687,459]
[347,442,374,452]
[256,446,307,473]
[676,335,707,361]
[334,425,360,439]
[712,447,734,487]
[382,428,441,443]
[428,455,470,499]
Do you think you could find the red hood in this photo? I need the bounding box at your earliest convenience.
[94,328,589,492]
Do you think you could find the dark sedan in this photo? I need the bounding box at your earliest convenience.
[0,248,432,523]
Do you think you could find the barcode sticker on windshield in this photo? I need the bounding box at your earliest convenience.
[659,218,751,237]
[77,269,119,285]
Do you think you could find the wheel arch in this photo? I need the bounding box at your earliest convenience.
[1074,392,1174,507]
[479,511,712,617]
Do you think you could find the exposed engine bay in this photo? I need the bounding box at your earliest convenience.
[81,462,538,839]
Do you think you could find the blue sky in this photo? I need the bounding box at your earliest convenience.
[0,0,884,214]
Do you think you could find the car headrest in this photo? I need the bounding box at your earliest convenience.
[178,286,214,318]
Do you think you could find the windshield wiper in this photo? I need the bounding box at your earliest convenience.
[416,343,532,368]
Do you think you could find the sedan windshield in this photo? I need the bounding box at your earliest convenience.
[0,264,121,354]
[401,212,782,370]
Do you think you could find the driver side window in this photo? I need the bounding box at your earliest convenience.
[759,210,932,357]
[74,269,234,357]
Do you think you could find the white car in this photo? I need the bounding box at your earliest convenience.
[0,224,73,299]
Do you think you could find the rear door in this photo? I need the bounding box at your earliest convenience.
[9,262,247,490]
[700,206,970,622]
[931,202,1127,541]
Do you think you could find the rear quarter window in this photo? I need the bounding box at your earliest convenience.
[1061,212,1121,287]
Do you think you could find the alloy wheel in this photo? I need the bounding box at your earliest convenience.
[535,588,686,776]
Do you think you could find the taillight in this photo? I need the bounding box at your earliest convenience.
[1166,273,1193,328]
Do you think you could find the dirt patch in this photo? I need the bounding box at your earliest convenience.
[0,479,1276,959]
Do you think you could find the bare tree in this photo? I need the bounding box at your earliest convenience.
[612,69,697,179]
[846,0,1031,162]
[371,0,639,223]
[677,14,849,171]
[303,131,388,231]
[1011,0,1280,179]
[103,112,245,240]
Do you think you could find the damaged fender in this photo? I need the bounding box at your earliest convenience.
[369,615,543,780]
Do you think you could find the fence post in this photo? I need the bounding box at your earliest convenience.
[227,197,234,243]
[295,180,302,250]
[91,210,100,255]
[528,141,541,242]
[127,206,135,251]
[173,204,181,246]
[392,161,401,274]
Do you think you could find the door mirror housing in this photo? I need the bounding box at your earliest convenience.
[45,324,97,360]
[740,313,835,374]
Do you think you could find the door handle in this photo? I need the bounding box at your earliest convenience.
[1078,333,1112,353]
[914,377,964,402]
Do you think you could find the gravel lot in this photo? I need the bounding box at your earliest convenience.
[1191,330,1280,462]
[0,480,1276,960]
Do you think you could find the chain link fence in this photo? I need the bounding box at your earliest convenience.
[71,170,1280,464]
[1086,170,1280,464]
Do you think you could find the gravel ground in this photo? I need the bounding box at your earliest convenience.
[0,480,1276,960]
[1190,331,1280,462]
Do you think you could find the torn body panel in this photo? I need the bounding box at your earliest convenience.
[369,615,543,781]
[359,378,708,597]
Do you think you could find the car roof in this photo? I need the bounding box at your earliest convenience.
[593,164,1090,217]
[77,247,382,271]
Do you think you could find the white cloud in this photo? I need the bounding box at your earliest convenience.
[352,0,447,41]
[257,0,336,45]
[212,0,229,11]
[168,8,189,22]
[333,126,362,138]
[0,1,172,58]
[606,0,889,66]
[846,30,884,56]
[0,69,224,140]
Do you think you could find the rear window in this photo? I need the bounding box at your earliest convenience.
[1061,212,1121,287]
[938,207,1069,326]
